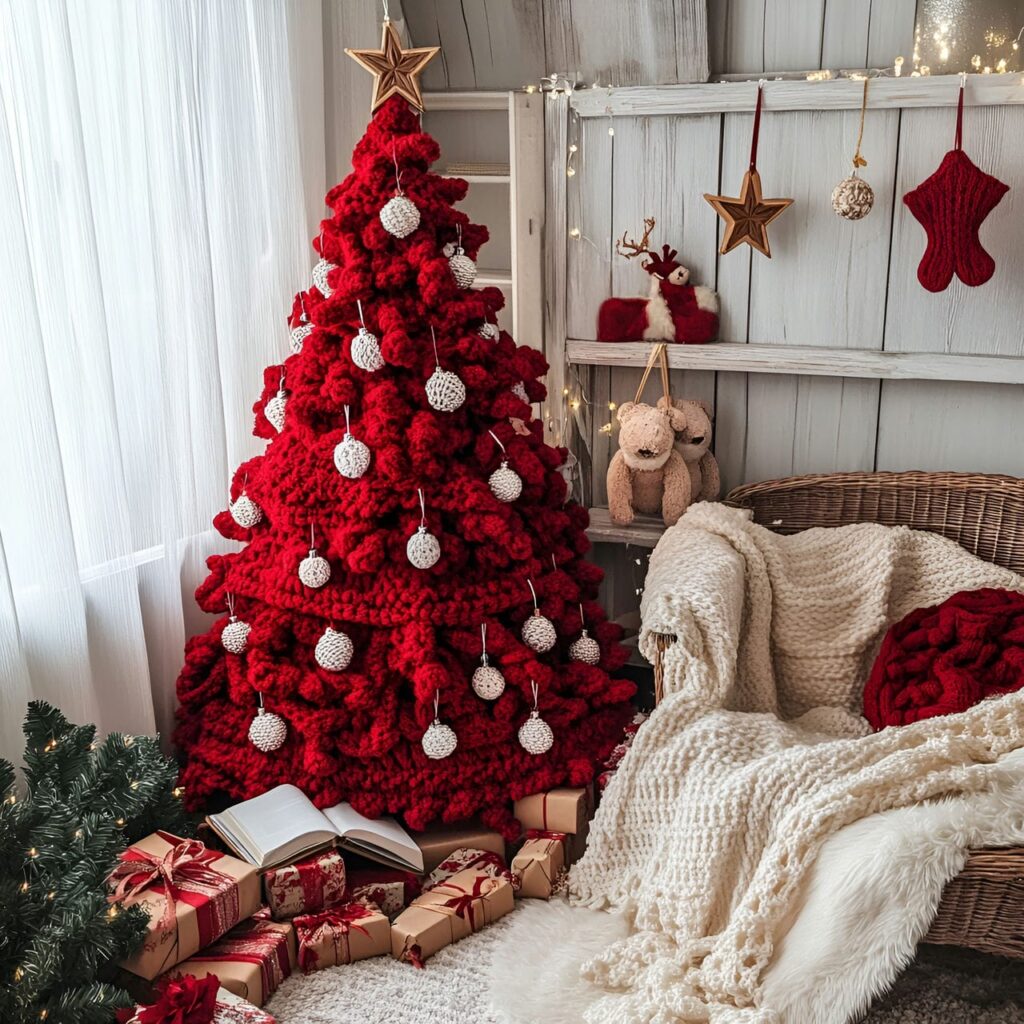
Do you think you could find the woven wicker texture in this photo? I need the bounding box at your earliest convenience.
[704,470,1024,958]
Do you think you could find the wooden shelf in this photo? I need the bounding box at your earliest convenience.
[570,73,1024,118]
[423,91,510,111]
[586,507,665,547]
[567,339,1024,386]
[441,173,511,184]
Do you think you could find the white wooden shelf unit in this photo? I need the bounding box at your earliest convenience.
[541,74,1024,546]
[424,91,544,348]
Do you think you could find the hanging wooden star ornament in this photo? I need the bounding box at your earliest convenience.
[345,18,439,112]
[704,82,793,258]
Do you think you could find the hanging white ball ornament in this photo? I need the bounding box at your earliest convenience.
[315,627,354,671]
[221,616,251,655]
[518,711,554,755]
[831,174,875,221]
[299,549,331,588]
[522,611,557,653]
[448,247,477,288]
[289,322,314,354]
[407,526,441,570]
[249,706,287,752]
[472,664,506,701]
[478,321,500,341]
[489,461,522,503]
[229,493,263,529]
[425,367,466,413]
[380,194,421,238]
[334,433,371,479]
[569,629,601,665]
[421,719,457,759]
[351,327,384,372]
[264,389,287,433]
[311,258,337,297]
[511,381,530,404]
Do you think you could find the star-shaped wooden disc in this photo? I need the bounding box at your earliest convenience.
[345,19,439,112]
[704,169,793,258]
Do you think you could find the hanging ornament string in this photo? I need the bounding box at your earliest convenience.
[344,405,353,434]
[748,79,765,173]
[488,430,505,455]
[954,71,966,150]
[852,78,869,171]
[530,679,540,710]
[433,689,440,718]
[578,602,586,627]
[480,622,487,651]
[430,327,442,371]
[357,299,366,326]
[392,143,404,194]
[418,487,427,527]
[527,578,539,609]
[226,593,236,617]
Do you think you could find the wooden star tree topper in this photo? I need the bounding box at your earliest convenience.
[346,19,440,113]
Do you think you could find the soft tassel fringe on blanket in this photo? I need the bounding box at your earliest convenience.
[569,503,1024,1024]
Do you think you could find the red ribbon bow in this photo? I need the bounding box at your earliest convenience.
[131,972,219,1024]
[432,874,494,932]
[107,835,226,939]
[298,904,374,971]
[525,829,568,845]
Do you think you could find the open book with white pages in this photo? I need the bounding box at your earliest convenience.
[207,784,423,873]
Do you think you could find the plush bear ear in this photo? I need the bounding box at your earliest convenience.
[695,398,713,417]
[658,396,688,431]
[616,401,638,424]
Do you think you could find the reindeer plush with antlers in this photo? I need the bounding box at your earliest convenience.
[597,218,719,344]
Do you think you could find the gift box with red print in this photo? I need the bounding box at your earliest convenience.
[344,866,421,919]
[110,831,261,980]
[263,849,346,920]
[121,974,275,1024]
[422,846,517,894]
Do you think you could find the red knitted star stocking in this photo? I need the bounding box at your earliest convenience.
[903,81,1009,293]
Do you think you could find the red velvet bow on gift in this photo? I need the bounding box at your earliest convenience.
[107,835,226,939]
[119,972,219,1024]
[298,904,373,971]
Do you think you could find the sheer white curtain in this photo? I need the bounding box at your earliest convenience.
[0,0,326,761]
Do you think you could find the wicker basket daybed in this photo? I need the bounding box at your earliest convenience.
[650,470,1024,959]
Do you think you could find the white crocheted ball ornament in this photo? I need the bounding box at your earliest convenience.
[333,433,371,479]
[311,258,337,297]
[298,550,331,588]
[511,381,529,404]
[315,627,353,671]
[478,322,500,341]
[264,390,287,433]
[229,493,263,529]
[472,664,505,701]
[421,720,457,759]
[522,611,557,653]
[489,461,522,502]
[831,175,874,221]
[569,629,601,665]
[449,248,477,288]
[221,616,251,654]
[425,367,466,412]
[351,327,384,372]
[407,526,441,570]
[379,194,421,238]
[289,323,314,354]
[249,707,287,752]
[518,711,554,755]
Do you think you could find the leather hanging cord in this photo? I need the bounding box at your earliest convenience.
[749,83,764,172]
[955,74,965,151]
[633,343,672,406]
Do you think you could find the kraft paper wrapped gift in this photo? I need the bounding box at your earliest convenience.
[171,913,296,1006]
[511,831,567,899]
[391,867,514,967]
[263,848,346,920]
[513,786,593,835]
[423,846,515,893]
[413,825,506,873]
[111,831,261,980]
[124,978,276,1024]
[344,866,422,919]
[294,903,391,971]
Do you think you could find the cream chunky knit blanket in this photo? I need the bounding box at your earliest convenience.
[570,503,1024,1024]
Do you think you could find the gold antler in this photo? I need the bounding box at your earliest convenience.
[615,217,656,260]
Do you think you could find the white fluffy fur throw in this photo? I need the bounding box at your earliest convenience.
[570,503,1024,1023]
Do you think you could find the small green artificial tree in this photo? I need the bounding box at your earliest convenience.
[0,702,192,1024]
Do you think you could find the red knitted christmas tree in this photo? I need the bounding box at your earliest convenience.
[173,97,635,837]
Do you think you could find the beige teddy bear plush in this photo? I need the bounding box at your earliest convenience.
[607,397,691,526]
[671,399,720,503]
